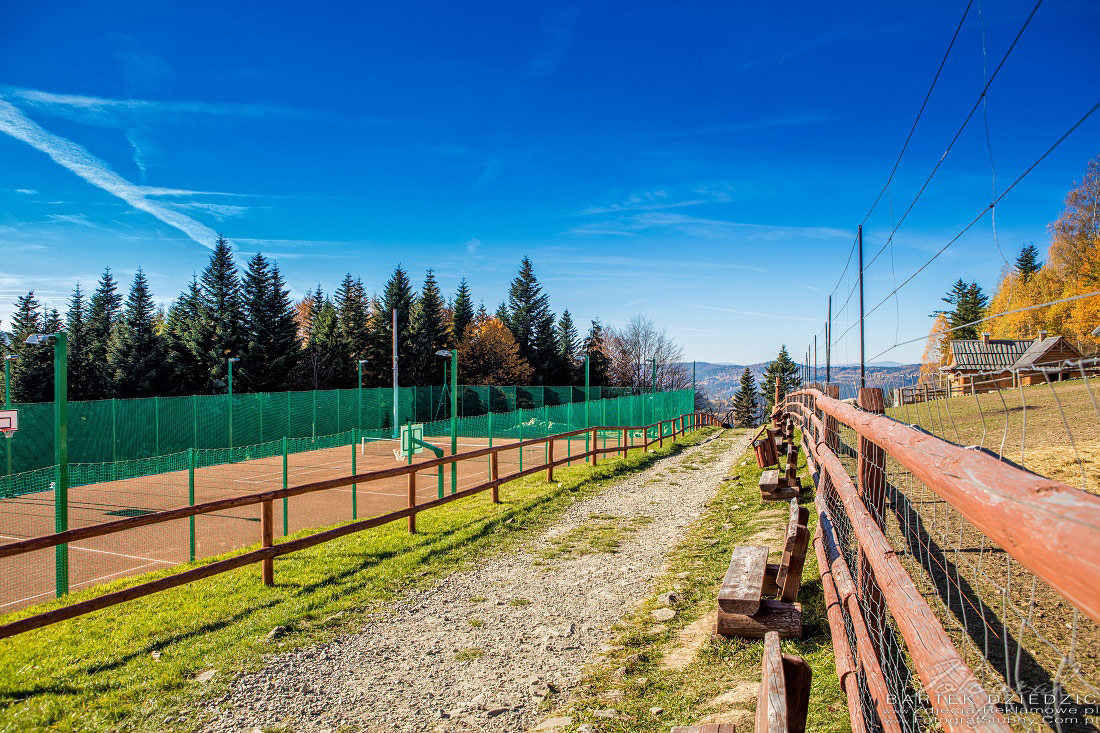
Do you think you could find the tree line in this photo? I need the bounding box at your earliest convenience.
[920,156,1100,378]
[1,240,691,403]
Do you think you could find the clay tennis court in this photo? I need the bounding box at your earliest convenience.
[0,432,609,614]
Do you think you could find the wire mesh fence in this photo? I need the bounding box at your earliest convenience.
[790,384,1100,732]
[0,389,693,614]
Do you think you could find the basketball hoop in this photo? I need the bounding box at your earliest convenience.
[0,409,16,438]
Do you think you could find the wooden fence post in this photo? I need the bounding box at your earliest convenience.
[490,451,499,503]
[824,384,840,454]
[546,439,555,481]
[622,428,628,458]
[261,499,274,586]
[407,471,416,533]
[857,387,887,657]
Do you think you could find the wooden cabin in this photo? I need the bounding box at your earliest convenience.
[940,331,1084,393]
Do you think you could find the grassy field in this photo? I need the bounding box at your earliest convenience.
[544,431,850,732]
[0,428,718,731]
[886,379,1100,493]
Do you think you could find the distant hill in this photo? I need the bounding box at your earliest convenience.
[687,361,921,403]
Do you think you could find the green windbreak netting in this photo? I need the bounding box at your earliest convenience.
[2,385,667,476]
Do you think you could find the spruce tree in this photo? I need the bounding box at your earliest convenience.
[1015,243,1042,282]
[9,292,52,402]
[452,278,474,344]
[362,295,390,387]
[935,280,988,339]
[163,279,207,395]
[65,283,95,400]
[334,274,370,386]
[731,367,759,427]
[242,254,300,391]
[760,346,800,413]
[108,269,171,398]
[85,267,123,398]
[503,257,558,382]
[582,319,611,387]
[409,270,449,385]
[555,310,580,384]
[194,235,245,392]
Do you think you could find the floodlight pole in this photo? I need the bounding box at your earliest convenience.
[826,295,832,384]
[584,355,591,462]
[392,308,399,438]
[227,358,239,448]
[449,349,457,493]
[51,333,69,597]
[650,358,657,431]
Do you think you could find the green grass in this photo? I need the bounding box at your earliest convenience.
[0,427,719,731]
[534,514,654,564]
[454,648,484,661]
[545,429,851,732]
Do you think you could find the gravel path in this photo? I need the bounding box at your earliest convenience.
[201,428,747,733]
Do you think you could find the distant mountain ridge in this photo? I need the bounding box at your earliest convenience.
[686,361,921,402]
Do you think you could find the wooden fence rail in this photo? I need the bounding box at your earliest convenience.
[0,412,720,640]
[779,387,1100,732]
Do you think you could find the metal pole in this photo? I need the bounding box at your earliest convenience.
[358,361,363,431]
[228,358,234,449]
[692,360,696,416]
[450,349,458,494]
[826,294,832,384]
[650,357,656,436]
[814,336,818,384]
[584,355,590,462]
[858,224,865,389]
[4,356,15,477]
[188,447,195,562]
[54,332,69,597]
[392,308,400,438]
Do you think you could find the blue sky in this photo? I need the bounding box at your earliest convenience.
[1,1,1097,365]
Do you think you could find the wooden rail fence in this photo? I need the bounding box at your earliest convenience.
[0,412,720,639]
[777,387,1100,733]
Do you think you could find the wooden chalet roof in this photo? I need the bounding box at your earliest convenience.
[1013,336,1082,369]
[943,338,1033,371]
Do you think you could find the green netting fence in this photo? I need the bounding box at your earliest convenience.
[0,384,634,476]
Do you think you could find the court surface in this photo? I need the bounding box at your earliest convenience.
[0,432,616,613]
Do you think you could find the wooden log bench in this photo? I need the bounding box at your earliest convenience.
[758,469,798,500]
[715,500,809,638]
[777,444,800,493]
[670,631,811,733]
[753,437,779,469]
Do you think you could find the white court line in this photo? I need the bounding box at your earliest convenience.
[0,535,175,566]
[0,560,164,609]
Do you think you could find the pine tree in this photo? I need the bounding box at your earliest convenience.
[362,295,390,387]
[65,283,95,400]
[502,258,559,383]
[452,278,474,344]
[731,367,759,427]
[935,279,988,340]
[582,319,611,387]
[555,310,580,384]
[163,279,207,395]
[1016,243,1041,282]
[409,270,449,385]
[108,269,171,398]
[241,254,300,391]
[382,266,417,386]
[9,292,52,402]
[194,235,245,393]
[85,267,123,398]
[334,274,370,386]
[760,346,800,413]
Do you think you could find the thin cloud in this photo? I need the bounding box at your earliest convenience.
[671,112,832,138]
[0,99,220,249]
[13,188,37,195]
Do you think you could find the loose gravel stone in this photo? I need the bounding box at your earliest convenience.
[199,430,747,732]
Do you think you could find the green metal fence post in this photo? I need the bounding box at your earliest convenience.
[188,447,196,562]
[584,356,590,463]
[450,350,458,494]
[487,410,493,481]
[352,428,358,519]
[518,412,523,472]
[154,396,160,456]
[111,397,117,463]
[282,436,289,536]
[3,355,14,477]
[53,332,69,598]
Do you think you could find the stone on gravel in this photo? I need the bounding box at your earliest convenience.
[264,625,287,642]
[533,716,573,731]
[593,708,619,718]
[657,591,680,606]
[650,707,665,715]
[193,669,215,684]
[651,607,676,622]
